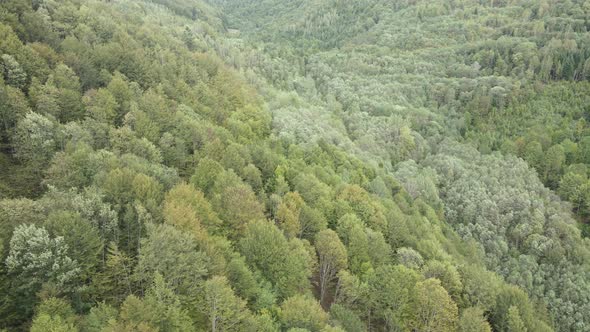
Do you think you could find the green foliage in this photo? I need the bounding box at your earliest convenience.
[0,81,30,140]
[135,224,208,301]
[190,157,224,195]
[118,274,194,332]
[144,274,194,331]
[91,243,133,307]
[84,89,118,124]
[367,264,420,330]
[506,306,527,332]
[201,276,252,332]
[163,182,221,237]
[239,220,312,299]
[411,278,458,332]
[1,0,589,330]
[329,304,365,332]
[30,314,77,332]
[427,143,587,329]
[279,295,328,332]
[276,191,305,238]
[421,260,462,302]
[211,170,265,239]
[1,54,26,89]
[336,214,370,276]
[457,307,492,332]
[4,224,80,324]
[13,111,57,165]
[225,258,256,296]
[396,247,424,270]
[81,303,118,332]
[6,224,80,290]
[458,264,502,312]
[45,211,103,281]
[315,229,347,304]
[32,297,77,332]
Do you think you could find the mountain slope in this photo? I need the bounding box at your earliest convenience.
[0,0,588,331]
[210,0,590,330]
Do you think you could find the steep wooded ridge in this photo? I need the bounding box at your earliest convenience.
[0,0,589,331]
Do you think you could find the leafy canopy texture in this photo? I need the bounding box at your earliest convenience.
[1,0,590,330]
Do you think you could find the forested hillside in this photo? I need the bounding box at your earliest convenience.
[0,0,589,331]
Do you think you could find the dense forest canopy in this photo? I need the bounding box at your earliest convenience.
[0,0,590,331]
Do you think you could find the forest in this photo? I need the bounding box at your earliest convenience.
[0,0,589,331]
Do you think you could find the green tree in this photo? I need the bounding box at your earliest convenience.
[491,285,535,332]
[459,264,502,312]
[558,172,587,213]
[368,265,420,330]
[91,243,133,306]
[578,136,590,164]
[135,224,208,300]
[5,224,80,322]
[229,104,271,139]
[0,82,30,137]
[336,214,370,276]
[543,145,565,187]
[315,229,348,305]
[106,72,133,124]
[53,64,80,92]
[143,274,194,332]
[114,295,158,331]
[397,247,424,270]
[411,278,458,332]
[45,211,103,282]
[457,307,491,332]
[52,64,83,122]
[239,220,311,298]
[421,260,462,302]
[32,297,77,331]
[1,54,26,89]
[190,157,224,195]
[506,306,527,332]
[276,192,304,238]
[241,164,264,194]
[13,111,57,165]
[84,88,118,124]
[280,295,328,332]
[81,303,118,332]
[202,276,252,332]
[211,170,265,239]
[163,182,221,238]
[522,141,543,171]
[30,314,77,332]
[329,304,365,332]
[292,173,332,210]
[366,228,390,269]
[299,206,327,240]
[337,185,387,233]
[32,78,60,118]
[115,274,193,332]
[5,224,80,290]
[226,256,275,310]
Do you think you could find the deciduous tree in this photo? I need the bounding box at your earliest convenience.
[315,229,347,305]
